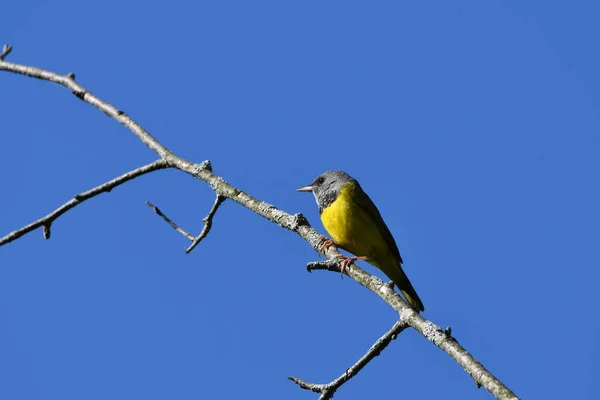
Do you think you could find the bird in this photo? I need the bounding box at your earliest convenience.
[297,170,425,312]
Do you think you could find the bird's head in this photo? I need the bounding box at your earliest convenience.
[297,170,356,213]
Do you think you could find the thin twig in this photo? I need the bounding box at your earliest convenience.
[289,319,408,400]
[186,194,226,253]
[0,44,12,60]
[145,201,195,241]
[0,45,519,400]
[145,194,226,252]
[0,159,170,246]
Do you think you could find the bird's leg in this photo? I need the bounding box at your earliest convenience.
[318,238,367,277]
[340,255,369,277]
[319,238,338,254]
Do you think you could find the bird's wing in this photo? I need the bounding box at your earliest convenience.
[352,184,403,264]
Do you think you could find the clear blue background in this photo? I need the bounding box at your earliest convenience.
[1,1,598,399]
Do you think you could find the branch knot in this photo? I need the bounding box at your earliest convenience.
[291,213,309,231]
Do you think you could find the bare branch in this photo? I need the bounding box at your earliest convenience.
[0,45,170,158]
[0,159,170,246]
[0,44,12,60]
[289,319,409,399]
[186,194,226,253]
[145,193,226,252]
[307,262,518,399]
[0,46,519,400]
[145,201,195,241]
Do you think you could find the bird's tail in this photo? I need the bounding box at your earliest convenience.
[400,286,425,313]
[387,265,425,312]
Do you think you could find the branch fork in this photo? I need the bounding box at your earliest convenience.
[146,192,226,254]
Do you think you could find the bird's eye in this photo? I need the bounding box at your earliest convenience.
[317,177,325,184]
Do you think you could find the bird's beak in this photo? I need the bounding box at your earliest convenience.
[296,185,313,193]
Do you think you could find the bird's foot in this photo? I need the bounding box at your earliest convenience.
[319,238,337,255]
[339,255,369,278]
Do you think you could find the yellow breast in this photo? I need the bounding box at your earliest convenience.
[320,183,392,264]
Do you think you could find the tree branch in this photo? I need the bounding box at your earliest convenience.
[289,318,409,399]
[145,201,195,241]
[0,45,519,400]
[308,261,518,399]
[0,159,170,246]
[145,193,226,253]
[0,44,12,60]
[0,46,170,158]
[186,194,226,253]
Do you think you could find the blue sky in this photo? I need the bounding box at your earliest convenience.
[1,1,599,399]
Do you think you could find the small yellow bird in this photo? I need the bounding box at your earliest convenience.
[297,170,424,312]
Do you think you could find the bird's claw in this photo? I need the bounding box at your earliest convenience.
[319,239,336,254]
[319,239,367,279]
[338,255,369,278]
[340,257,354,276]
